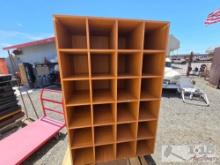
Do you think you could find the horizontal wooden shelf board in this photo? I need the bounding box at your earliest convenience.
[91,74,115,80]
[66,92,91,106]
[139,111,157,122]
[63,75,89,81]
[142,74,162,78]
[143,49,165,53]
[138,127,154,140]
[59,48,88,53]
[69,109,92,129]
[117,49,142,53]
[117,91,137,101]
[90,49,116,53]
[117,74,140,79]
[93,90,115,103]
[140,92,160,100]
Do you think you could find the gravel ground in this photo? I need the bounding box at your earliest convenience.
[14,63,219,165]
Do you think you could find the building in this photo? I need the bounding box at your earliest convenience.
[3,35,179,73]
[3,37,56,66]
[209,47,220,87]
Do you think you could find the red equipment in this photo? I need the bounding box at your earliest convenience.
[0,88,65,165]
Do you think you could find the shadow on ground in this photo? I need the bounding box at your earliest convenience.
[162,89,180,98]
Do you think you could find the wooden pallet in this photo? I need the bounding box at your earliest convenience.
[54,15,169,165]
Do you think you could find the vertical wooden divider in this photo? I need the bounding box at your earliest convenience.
[86,17,95,163]
[135,21,145,155]
[113,19,118,160]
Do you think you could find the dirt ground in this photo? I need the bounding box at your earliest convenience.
[14,62,220,165]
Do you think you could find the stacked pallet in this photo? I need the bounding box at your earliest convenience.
[0,75,24,130]
[54,15,169,165]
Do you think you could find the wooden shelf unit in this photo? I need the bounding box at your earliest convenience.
[54,15,169,165]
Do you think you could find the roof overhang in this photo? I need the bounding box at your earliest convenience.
[3,36,55,51]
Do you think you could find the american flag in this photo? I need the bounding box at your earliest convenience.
[205,8,220,25]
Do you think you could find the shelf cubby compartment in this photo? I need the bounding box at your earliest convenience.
[136,139,155,155]
[118,20,144,49]
[89,19,116,49]
[137,121,156,140]
[93,103,115,126]
[117,141,136,159]
[142,53,164,77]
[60,52,89,80]
[95,144,115,163]
[144,22,169,50]
[117,123,137,142]
[92,79,115,103]
[117,79,139,101]
[70,127,93,149]
[140,78,162,100]
[139,101,158,121]
[117,102,138,123]
[118,52,142,77]
[55,17,87,49]
[67,105,91,128]
[95,125,115,145]
[63,80,90,105]
[91,52,116,78]
[72,147,94,165]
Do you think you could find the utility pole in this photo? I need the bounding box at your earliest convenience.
[186,51,193,76]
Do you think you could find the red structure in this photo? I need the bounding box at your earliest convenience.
[0,58,9,74]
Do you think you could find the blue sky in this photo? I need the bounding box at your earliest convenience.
[0,0,220,57]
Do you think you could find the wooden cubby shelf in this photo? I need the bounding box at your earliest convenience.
[95,125,115,145]
[93,103,115,126]
[91,52,116,78]
[117,123,137,142]
[64,80,90,106]
[118,20,144,49]
[117,141,136,159]
[117,78,139,101]
[70,127,93,149]
[139,101,158,121]
[144,22,169,50]
[117,102,138,123]
[118,52,142,77]
[60,52,89,80]
[92,79,115,103]
[89,18,116,49]
[141,78,162,100]
[95,144,115,163]
[72,147,94,165]
[136,139,155,155]
[137,121,156,140]
[54,15,169,164]
[142,53,164,77]
[67,105,92,128]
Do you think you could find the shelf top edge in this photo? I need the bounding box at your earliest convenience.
[53,14,170,24]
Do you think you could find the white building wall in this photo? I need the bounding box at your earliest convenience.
[16,42,57,64]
